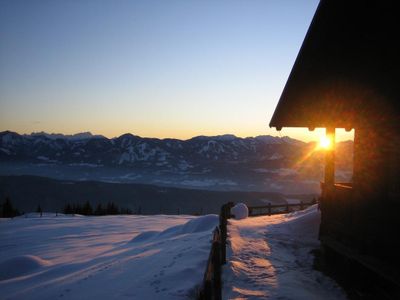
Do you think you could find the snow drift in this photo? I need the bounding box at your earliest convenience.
[0,255,51,281]
[130,214,218,243]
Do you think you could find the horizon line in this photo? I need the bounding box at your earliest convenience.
[1,129,355,143]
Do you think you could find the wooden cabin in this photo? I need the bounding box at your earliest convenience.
[270,0,400,294]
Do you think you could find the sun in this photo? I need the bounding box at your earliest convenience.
[318,136,332,150]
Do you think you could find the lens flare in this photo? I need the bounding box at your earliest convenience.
[319,136,332,150]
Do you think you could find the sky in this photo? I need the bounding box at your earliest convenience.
[0,0,353,142]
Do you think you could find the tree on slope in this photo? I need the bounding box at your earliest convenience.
[1,198,19,218]
[82,201,93,215]
[36,204,43,217]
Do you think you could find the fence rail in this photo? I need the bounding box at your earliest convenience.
[248,199,316,217]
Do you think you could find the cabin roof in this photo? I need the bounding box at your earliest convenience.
[270,0,400,130]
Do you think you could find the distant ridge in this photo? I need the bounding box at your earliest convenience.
[27,131,106,140]
[17,130,299,143]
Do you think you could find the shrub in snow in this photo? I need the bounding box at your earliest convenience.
[231,203,248,220]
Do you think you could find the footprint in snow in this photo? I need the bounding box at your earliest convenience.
[150,279,161,286]
[163,260,175,268]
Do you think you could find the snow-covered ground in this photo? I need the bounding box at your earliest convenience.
[0,213,218,299]
[1,206,348,300]
[223,205,347,299]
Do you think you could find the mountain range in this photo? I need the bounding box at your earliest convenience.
[0,131,353,193]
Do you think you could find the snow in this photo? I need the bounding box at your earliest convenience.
[180,179,237,187]
[254,135,282,144]
[269,153,283,160]
[118,152,130,164]
[253,168,298,176]
[177,160,192,171]
[278,168,299,176]
[0,214,218,299]
[118,144,170,164]
[285,198,301,205]
[230,203,249,220]
[36,156,58,163]
[223,205,347,299]
[0,255,52,281]
[0,147,12,155]
[253,168,271,173]
[1,133,17,144]
[269,182,283,191]
[68,163,103,167]
[213,134,237,141]
[198,140,226,154]
[36,156,49,161]
[119,173,142,180]
[0,205,347,299]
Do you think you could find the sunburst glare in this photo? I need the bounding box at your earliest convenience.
[318,136,332,150]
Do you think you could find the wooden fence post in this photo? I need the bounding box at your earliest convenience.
[300,201,304,210]
[286,203,289,213]
[198,226,223,300]
[268,203,271,216]
[220,205,227,265]
[212,237,222,300]
[219,202,233,265]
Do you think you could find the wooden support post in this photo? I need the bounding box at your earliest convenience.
[268,203,271,216]
[324,127,336,186]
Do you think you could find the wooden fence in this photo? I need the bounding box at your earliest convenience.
[198,200,315,299]
[248,199,317,217]
[198,202,233,300]
[197,226,222,300]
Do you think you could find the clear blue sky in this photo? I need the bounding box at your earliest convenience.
[0,0,349,141]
